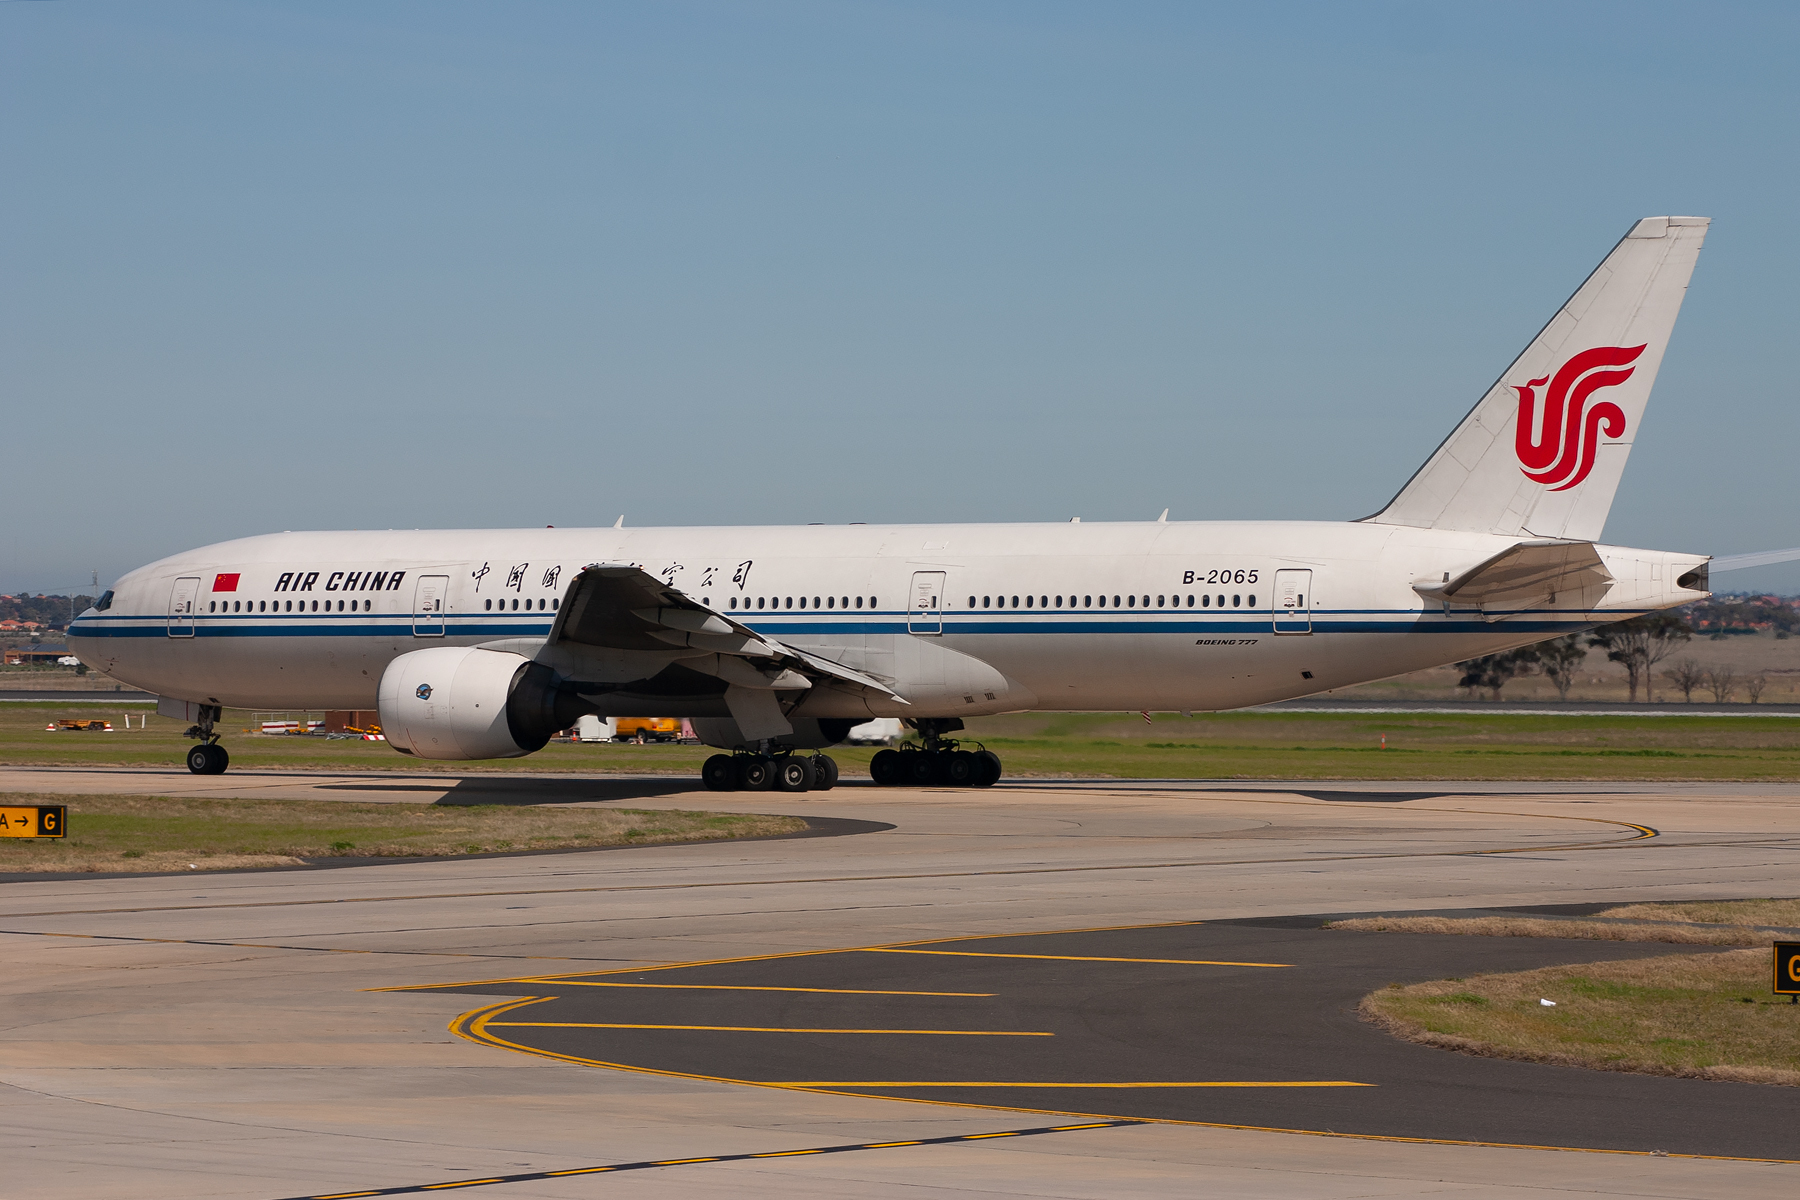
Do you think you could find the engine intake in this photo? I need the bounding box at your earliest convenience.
[378,646,566,760]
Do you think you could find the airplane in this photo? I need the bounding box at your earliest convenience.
[71,215,1726,791]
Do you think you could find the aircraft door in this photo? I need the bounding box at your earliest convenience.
[907,571,946,635]
[168,577,200,638]
[412,575,449,637]
[1273,569,1312,634]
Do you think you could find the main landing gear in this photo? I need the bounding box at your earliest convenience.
[868,718,1001,788]
[183,705,229,775]
[702,750,840,793]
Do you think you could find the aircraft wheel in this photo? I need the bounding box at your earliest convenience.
[905,751,936,786]
[737,756,776,791]
[186,744,227,775]
[774,756,815,792]
[701,754,738,791]
[811,754,839,790]
[869,748,903,786]
[944,750,980,786]
[974,749,1002,787]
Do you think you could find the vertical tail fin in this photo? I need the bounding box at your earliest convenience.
[1367,216,1708,541]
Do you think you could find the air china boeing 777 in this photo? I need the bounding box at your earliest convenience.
[71,216,1715,791]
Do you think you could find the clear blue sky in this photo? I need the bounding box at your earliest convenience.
[6,1,1798,594]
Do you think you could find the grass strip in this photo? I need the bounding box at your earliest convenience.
[0,793,806,874]
[1597,899,1800,928]
[1362,948,1800,1085]
[11,704,1800,779]
[1326,915,1793,945]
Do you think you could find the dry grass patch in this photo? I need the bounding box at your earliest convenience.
[1363,948,1800,1085]
[1598,899,1800,928]
[0,793,806,873]
[1326,915,1789,945]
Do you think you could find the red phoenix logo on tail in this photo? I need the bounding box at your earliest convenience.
[1513,344,1645,491]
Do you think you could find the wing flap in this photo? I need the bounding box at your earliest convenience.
[550,565,906,704]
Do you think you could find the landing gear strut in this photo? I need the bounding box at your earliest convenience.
[702,749,839,794]
[869,718,1000,788]
[183,704,228,775]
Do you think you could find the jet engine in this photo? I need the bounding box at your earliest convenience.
[378,646,567,760]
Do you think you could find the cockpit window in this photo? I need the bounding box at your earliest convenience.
[94,590,114,612]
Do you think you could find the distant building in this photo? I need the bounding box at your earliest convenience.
[4,644,73,665]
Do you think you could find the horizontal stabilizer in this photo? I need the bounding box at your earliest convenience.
[1414,540,1613,612]
[1710,546,1800,573]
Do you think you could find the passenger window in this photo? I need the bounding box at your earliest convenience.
[208,601,216,613]
[813,596,820,608]
[1055,596,1063,607]
[785,597,792,609]
[1156,595,1164,608]
[758,597,766,610]
[854,596,862,609]
[553,598,559,610]
[841,597,849,609]
[1187,594,1195,607]
[1084,595,1092,607]
[1011,595,1019,608]
[798,597,806,609]
[1097,595,1105,607]
[1025,595,1033,608]
[870,597,877,607]
[1248,594,1256,607]
[1217,594,1225,607]
[1040,596,1047,608]
[1232,594,1241,607]
[1127,595,1135,608]
[1201,595,1210,607]
[312,600,319,612]
[829,596,836,609]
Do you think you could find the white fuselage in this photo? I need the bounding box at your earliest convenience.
[69,520,1705,720]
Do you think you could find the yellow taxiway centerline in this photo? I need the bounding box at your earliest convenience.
[484,1021,1052,1035]
[867,949,1292,967]
[510,979,994,996]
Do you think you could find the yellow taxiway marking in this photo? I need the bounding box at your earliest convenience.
[486,1021,1051,1036]
[514,979,994,996]
[867,948,1292,967]
[777,1081,1371,1088]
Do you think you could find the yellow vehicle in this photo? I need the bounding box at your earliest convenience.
[613,716,682,744]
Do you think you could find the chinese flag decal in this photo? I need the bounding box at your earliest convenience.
[212,573,240,593]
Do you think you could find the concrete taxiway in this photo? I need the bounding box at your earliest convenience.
[5,768,1800,1198]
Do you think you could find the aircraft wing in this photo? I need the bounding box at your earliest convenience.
[548,564,906,705]
[1413,540,1614,613]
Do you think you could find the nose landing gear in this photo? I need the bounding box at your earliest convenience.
[702,749,839,794]
[868,719,1001,788]
[182,704,229,775]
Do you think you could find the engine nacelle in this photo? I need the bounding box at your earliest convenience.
[378,646,563,760]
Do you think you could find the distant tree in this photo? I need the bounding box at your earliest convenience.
[1456,646,1541,701]
[1664,658,1706,703]
[1745,673,1769,704]
[1534,634,1589,701]
[1704,667,1738,704]
[1588,612,1692,702]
